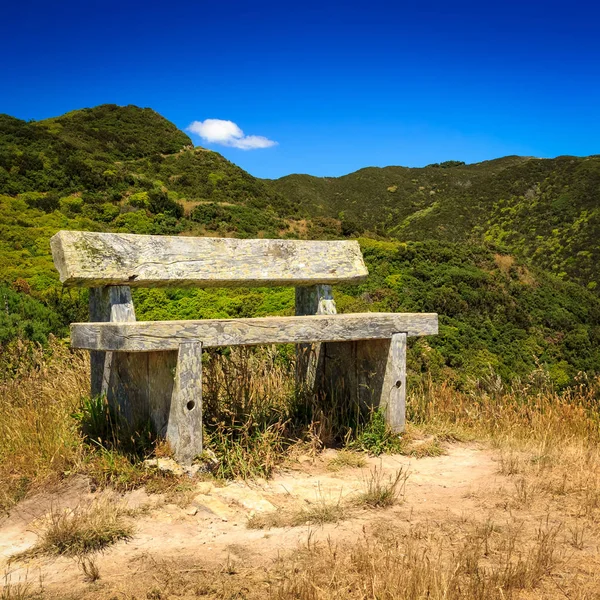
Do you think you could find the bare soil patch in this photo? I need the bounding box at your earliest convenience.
[6,442,597,599]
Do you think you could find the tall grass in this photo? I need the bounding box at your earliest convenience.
[0,338,88,513]
[409,369,600,446]
[201,344,385,477]
[16,497,133,558]
[273,518,561,600]
[202,346,296,478]
[3,342,600,598]
[2,337,600,515]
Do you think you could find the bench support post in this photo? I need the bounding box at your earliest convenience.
[295,286,407,433]
[365,333,406,432]
[167,342,203,465]
[295,285,336,396]
[89,286,203,464]
[89,286,149,425]
[322,334,407,433]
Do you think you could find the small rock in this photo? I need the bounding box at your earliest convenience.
[195,482,213,495]
[143,458,201,478]
[212,484,276,513]
[186,506,198,516]
[144,458,184,476]
[183,464,201,477]
[192,494,236,520]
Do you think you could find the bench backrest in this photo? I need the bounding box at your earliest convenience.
[50,231,368,288]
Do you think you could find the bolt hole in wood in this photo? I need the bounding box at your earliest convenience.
[186,401,196,411]
[395,380,402,388]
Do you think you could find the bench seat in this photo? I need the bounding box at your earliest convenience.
[71,312,438,352]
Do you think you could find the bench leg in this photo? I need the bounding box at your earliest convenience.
[295,285,336,395]
[166,342,203,465]
[90,286,203,464]
[321,333,407,433]
[90,286,135,399]
[90,286,149,425]
[376,333,406,432]
[295,285,407,432]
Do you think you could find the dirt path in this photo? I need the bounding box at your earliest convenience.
[1,443,504,596]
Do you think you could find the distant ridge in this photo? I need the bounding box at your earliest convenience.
[267,154,600,290]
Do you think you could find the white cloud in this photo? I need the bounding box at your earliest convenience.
[187,118,277,150]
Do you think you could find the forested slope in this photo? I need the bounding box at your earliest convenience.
[268,156,600,290]
[1,104,598,387]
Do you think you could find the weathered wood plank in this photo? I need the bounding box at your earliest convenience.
[322,335,407,433]
[50,231,368,288]
[147,350,178,437]
[71,312,439,351]
[167,342,203,465]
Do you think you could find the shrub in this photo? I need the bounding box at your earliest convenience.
[147,189,183,218]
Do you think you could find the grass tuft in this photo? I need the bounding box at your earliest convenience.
[327,450,367,471]
[348,410,404,455]
[401,435,446,458]
[79,556,101,582]
[15,498,133,559]
[354,466,408,508]
[0,577,33,600]
[248,467,408,530]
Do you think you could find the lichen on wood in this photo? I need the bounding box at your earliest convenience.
[50,231,369,288]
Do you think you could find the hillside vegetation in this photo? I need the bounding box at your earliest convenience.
[0,104,295,237]
[0,105,191,195]
[269,156,600,291]
[0,104,598,390]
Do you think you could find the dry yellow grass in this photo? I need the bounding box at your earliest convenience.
[3,341,600,598]
[0,339,88,513]
[246,495,346,529]
[353,466,408,508]
[247,467,407,530]
[271,519,561,600]
[21,510,590,599]
[14,497,133,559]
[326,449,367,471]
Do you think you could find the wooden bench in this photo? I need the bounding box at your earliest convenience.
[51,231,438,464]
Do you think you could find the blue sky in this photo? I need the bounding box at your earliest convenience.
[2,0,599,178]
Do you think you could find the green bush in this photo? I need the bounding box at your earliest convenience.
[147,189,183,218]
[59,195,83,215]
[128,191,149,208]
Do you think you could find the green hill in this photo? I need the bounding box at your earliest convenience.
[0,104,295,236]
[0,105,192,195]
[267,156,600,291]
[39,104,193,159]
[0,104,598,387]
